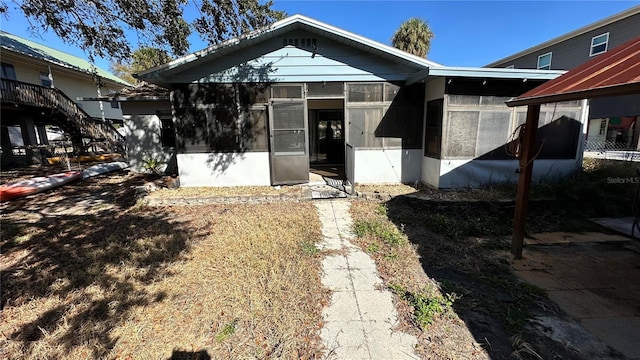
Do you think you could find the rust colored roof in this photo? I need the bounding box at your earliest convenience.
[507,36,640,107]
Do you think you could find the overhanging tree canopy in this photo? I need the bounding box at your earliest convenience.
[0,0,285,61]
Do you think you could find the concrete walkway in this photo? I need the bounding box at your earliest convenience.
[314,200,418,359]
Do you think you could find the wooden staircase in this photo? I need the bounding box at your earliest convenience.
[0,79,125,153]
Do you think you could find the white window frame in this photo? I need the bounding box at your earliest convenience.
[40,72,52,87]
[537,52,552,70]
[590,32,609,56]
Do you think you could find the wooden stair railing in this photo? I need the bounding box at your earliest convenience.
[0,79,125,153]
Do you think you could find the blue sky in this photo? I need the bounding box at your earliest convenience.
[1,1,638,72]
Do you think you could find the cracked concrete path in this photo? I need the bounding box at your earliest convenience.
[314,200,418,359]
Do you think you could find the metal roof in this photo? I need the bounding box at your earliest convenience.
[485,5,640,68]
[137,14,442,81]
[507,36,640,107]
[406,66,564,85]
[0,30,130,86]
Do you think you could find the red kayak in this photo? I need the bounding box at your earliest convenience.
[0,171,82,202]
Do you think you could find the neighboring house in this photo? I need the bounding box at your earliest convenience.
[486,5,640,152]
[0,30,129,166]
[121,14,583,189]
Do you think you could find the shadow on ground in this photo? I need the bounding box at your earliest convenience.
[1,171,191,358]
[168,349,212,360]
[383,195,610,359]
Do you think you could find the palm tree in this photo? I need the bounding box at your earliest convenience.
[391,18,434,58]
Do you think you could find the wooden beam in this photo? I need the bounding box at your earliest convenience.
[512,104,540,259]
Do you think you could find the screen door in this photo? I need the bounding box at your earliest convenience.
[269,99,309,185]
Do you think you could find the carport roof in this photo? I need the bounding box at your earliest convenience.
[507,36,640,107]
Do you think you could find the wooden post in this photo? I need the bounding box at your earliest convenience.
[512,104,540,259]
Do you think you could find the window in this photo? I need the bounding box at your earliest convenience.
[1,63,16,80]
[40,72,52,87]
[157,110,176,148]
[282,38,317,48]
[537,52,552,70]
[106,89,119,108]
[347,84,383,102]
[599,119,607,135]
[590,33,609,56]
[348,107,384,147]
[242,108,268,151]
[271,85,303,98]
[306,82,344,97]
[505,65,515,69]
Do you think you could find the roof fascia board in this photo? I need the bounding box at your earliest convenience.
[506,82,640,107]
[406,68,431,85]
[485,5,640,68]
[425,66,565,80]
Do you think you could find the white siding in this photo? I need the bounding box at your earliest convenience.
[438,159,580,189]
[122,101,173,173]
[353,149,421,184]
[2,52,124,120]
[421,156,441,188]
[177,152,271,187]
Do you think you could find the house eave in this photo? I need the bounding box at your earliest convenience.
[407,67,565,85]
[506,83,640,107]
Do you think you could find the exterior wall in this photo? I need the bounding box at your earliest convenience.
[166,29,423,83]
[425,78,446,102]
[121,101,173,173]
[421,156,441,188]
[491,13,640,70]
[177,152,271,187]
[353,149,422,184]
[421,78,446,187]
[438,159,580,188]
[426,80,587,189]
[1,51,124,120]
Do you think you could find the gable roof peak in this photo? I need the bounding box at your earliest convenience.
[137,14,442,81]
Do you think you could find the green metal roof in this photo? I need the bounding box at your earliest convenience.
[0,30,130,86]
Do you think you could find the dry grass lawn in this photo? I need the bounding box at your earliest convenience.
[148,185,303,199]
[1,201,326,359]
[349,201,490,359]
[350,198,588,360]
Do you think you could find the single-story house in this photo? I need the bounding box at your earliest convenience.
[116,14,587,188]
